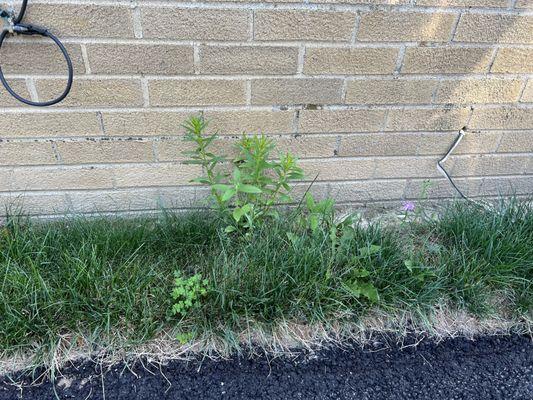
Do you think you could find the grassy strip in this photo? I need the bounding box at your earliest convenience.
[0,199,531,368]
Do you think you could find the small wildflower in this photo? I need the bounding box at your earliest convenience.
[402,201,415,212]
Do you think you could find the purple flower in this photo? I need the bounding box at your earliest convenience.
[402,201,415,212]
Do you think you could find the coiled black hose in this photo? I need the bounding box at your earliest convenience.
[0,0,72,106]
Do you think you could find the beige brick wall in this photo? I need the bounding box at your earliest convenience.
[0,0,531,216]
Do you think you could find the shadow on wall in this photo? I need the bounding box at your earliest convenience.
[404,2,531,202]
[331,2,532,204]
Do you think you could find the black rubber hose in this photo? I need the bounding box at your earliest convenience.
[14,0,28,24]
[0,0,73,107]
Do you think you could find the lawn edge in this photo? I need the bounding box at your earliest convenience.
[2,307,531,379]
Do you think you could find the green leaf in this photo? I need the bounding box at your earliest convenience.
[359,282,379,303]
[306,193,316,211]
[359,245,382,257]
[279,194,292,203]
[287,172,304,180]
[353,268,370,278]
[340,226,355,245]
[238,184,262,194]
[233,207,247,222]
[309,215,319,232]
[286,232,298,245]
[233,168,241,183]
[176,332,194,345]
[224,225,237,233]
[212,184,232,191]
[346,282,361,298]
[404,260,414,272]
[221,188,236,202]
[204,135,216,146]
[241,203,253,214]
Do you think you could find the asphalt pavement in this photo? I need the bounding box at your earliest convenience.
[1,334,531,399]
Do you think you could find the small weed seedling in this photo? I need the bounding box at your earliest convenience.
[171,271,209,318]
[342,244,381,303]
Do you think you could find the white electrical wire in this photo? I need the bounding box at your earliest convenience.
[437,128,494,211]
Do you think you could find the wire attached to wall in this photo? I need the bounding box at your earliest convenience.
[437,128,468,200]
[438,128,494,211]
[0,0,72,106]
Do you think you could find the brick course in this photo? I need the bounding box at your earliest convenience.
[0,1,530,216]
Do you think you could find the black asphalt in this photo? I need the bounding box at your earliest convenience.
[1,335,532,400]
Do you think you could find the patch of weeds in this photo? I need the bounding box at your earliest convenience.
[301,193,336,235]
[343,266,379,304]
[175,331,196,346]
[183,116,304,234]
[171,271,209,318]
[170,270,209,346]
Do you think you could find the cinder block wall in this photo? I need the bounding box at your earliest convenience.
[0,0,532,216]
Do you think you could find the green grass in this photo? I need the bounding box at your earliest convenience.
[432,199,532,315]
[0,199,531,367]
